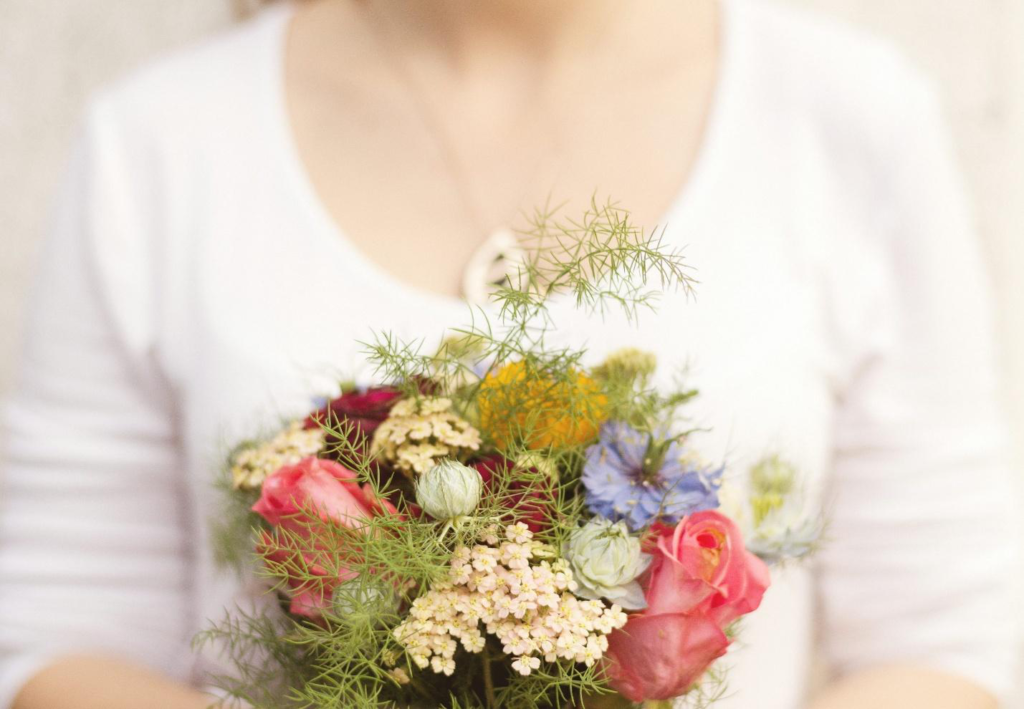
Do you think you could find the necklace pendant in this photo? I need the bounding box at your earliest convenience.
[462,228,527,304]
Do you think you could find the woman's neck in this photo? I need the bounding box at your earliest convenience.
[361,0,617,64]
[348,0,715,81]
[285,0,721,296]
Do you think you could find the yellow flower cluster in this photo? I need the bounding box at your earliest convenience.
[393,523,627,677]
[478,361,607,451]
[231,421,326,490]
[370,397,481,476]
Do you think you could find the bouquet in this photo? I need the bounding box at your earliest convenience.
[201,204,819,709]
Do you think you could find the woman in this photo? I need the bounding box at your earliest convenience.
[0,0,1017,707]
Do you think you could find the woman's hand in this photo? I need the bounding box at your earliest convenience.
[13,655,213,709]
[810,665,998,709]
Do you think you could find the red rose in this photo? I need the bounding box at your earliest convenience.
[473,455,554,532]
[252,457,400,617]
[602,511,770,703]
[304,387,402,458]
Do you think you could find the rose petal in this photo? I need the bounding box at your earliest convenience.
[603,613,729,702]
[644,554,716,616]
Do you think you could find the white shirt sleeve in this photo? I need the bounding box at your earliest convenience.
[817,72,1020,700]
[0,96,191,707]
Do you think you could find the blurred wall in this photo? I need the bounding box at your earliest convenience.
[1,0,1022,702]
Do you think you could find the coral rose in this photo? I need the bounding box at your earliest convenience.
[252,457,399,617]
[602,510,770,702]
[645,510,770,627]
[603,613,729,703]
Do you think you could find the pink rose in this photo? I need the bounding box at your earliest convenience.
[603,511,770,702]
[252,457,400,617]
[646,511,770,627]
[257,530,356,618]
[603,613,729,703]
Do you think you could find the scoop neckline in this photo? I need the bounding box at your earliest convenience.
[256,0,745,312]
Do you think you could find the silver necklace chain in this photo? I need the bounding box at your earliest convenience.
[351,0,568,241]
[349,1,621,300]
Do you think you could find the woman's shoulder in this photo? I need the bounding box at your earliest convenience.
[735,0,941,138]
[83,5,289,151]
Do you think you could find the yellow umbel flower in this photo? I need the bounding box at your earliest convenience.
[477,361,607,451]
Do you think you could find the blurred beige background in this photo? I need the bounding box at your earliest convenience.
[1,0,1022,703]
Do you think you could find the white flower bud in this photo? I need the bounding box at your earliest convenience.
[416,459,483,521]
[331,577,397,620]
[563,518,651,610]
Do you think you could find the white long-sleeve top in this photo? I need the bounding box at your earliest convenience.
[0,1,1018,707]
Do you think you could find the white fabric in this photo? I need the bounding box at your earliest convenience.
[0,0,1018,706]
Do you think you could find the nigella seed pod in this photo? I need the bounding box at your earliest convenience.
[750,455,797,497]
[331,578,397,625]
[416,459,483,522]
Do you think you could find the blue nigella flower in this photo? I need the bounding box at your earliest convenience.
[582,422,723,530]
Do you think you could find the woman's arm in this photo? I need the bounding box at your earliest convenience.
[0,96,193,705]
[13,657,210,709]
[813,61,1019,707]
[810,666,997,709]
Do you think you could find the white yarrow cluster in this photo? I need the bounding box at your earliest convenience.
[371,397,482,475]
[393,523,627,677]
[231,421,326,490]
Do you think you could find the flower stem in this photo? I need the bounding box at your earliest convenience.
[641,435,671,481]
[409,676,433,702]
[482,645,497,709]
[642,701,674,709]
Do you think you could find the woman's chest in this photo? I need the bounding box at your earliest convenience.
[282,2,720,299]
[177,205,840,496]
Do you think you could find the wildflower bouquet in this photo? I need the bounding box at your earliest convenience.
[201,204,818,709]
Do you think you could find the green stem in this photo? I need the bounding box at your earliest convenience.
[482,646,497,709]
[641,434,670,480]
[409,676,433,703]
[642,701,674,709]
